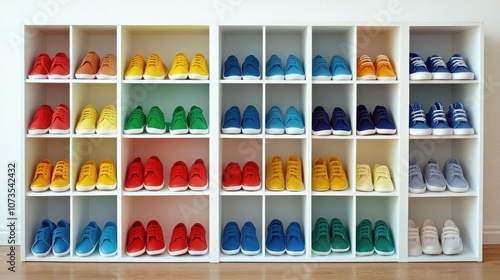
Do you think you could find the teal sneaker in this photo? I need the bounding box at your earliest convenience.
[170,106,189,135]
[356,219,374,256]
[188,106,209,134]
[124,106,146,134]
[374,220,394,255]
[311,217,331,255]
[330,218,350,252]
[146,106,167,134]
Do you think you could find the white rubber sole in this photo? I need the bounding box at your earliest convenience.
[144,183,164,191]
[356,186,374,192]
[265,248,285,256]
[357,75,376,80]
[426,183,446,192]
[376,128,397,135]
[50,184,70,192]
[222,185,242,191]
[242,75,261,80]
[169,74,188,80]
[168,185,188,192]
[124,75,143,80]
[126,247,146,257]
[143,75,166,80]
[99,249,117,257]
[377,76,397,81]
[76,185,96,192]
[124,185,143,192]
[375,248,394,256]
[266,75,284,80]
[332,74,352,80]
[356,129,376,136]
[312,75,332,81]
[312,249,331,256]
[147,246,166,256]
[332,129,351,136]
[168,247,188,256]
[96,129,117,135]
[431,72,451,80]
[312,129,332,136]
[76,244,97,257]
[408,186,426,194]
[170,128,189,135]
[75,129,96,135]
[75,73,96,79]
[189,184,208,191]
[285,127,305,134]
[242,184,261,191]
[96,184,117,190]
[189,128,209,134]
[188,73,209,80]
[409,128,432,136]
[410,72,432,80]
[48,74,70,79]
[331,246,350,253]
[241,248,260,255]
[432,128,453,136]
[221,127,241,134]
[188,248,208,255]
[453,128,474,135]
[242,128,261,134]
[223,75,242,80]
[49,128,70,134]
[146,126,166,134]
[447,184,469,193]
[28,128,49,135]
[124,126,145,135]
[28,74,48,79]
[221,247,240,255]
[30,185,49,192]
[356,249,374,256]
[96,74,117,80]
[285,74,305,80]
[265,128,285,135]
[452,72,474,80]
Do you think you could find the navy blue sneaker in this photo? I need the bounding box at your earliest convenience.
[330,107,351,135]
[242,105,261,134]
[222,106,241,134]
[356,105,376,135]
[265,106,285,134]
[427,101,453,135]
[372,105,396,135]
[241,221,260,255]
[330,55,352,80]
[285,222,305,255]
[31,219,56,257]
[223,55,242,80]
[447,54,474,80]
[99,221,118,257]
[242,55,261,80]
[266,219,285,255]
[266,54,285,80]
[446,102,474,135]
[409,102,431,136]
[409,53,431,80]
[426,55,451,80]
[285,54,305,80]
[75,221,102,257]
[221,221,241,255]
[285,106,305,135]
[312,55,331,80]
[52,219,70,257]
[312,106,332,136]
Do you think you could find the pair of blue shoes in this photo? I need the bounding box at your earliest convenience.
[421,101,474,136]
[411,53,474,80]
[31,219,70,257]
[223,55,261,80]
[312,55,352,80]
[75,221,117,257]
[312,106,351,136]
[221,221,261,255]
[356,105,397,135]
[222,105,261,134]
[266,219,305,256]
[265,106,304,135]
[266,54,305,80]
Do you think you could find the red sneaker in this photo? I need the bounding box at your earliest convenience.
[188,159,208,191]
[143,156,164,190]
[124,157,144,191]
[49,104,70,134]
[222,162,242,191]
[168,223,188,256]
[188,223,208,255]
[168,161,188,192]
[28,105,53,135]
[242,161,261,191]
[48,52,70,79]
[126,221,146,257]
[146,220,166,255]
[28,53,51,79]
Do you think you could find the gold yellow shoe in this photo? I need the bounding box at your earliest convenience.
[374,55,397,80]
[266,156,284,191]
[75,105,98,134]
[50,159,70,192]
[312,157,329,191]
[30,159,52,192]
[124,54,145,80]
[188,53,208,80]
[96,105,117,135]
[76,160,97,191]
[143,53,167,80]
[356,164,373,192]
[357,55,376,80]
[96,159,117,190]
[373,164,394,192]
[328,156,348,191]
[169,52,189,80]
[286,155,304,191]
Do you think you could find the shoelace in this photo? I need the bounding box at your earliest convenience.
[99,163,113,178]
[81,227,97,243]
[53,161,68,178]
[374,166,391,181]
[148,109,164,122]
[332,223,346,238]
[172,55,188,69]
[286,110,302,124]
[129,56,144,69]
[287,226,302,241]
[191,226,205,241]
[80,108,96,122]
[430,56,448,68]
[224,110,239,124]
[191,55,206,69]
[35,56,50,72]
[409,164,422,179]
[408,227,420,241]
[80,163,95,179]
[100,108,115,122]
[375,224,390,239]
[129,109,144,121]
[329,162,344,179]
[269,224,283,238]
[313,164,327,177]
[100,55,115,69]
[357,225,372,241]
[449,57,468,69]
[447,163,465,179]
[373,108,392,124]
[375,57,391,67]
[191,164,205,177]
[411,107,427,123]
[81,53,99,72]
[148,225,162,239]
[269,162,283,179]
[357,108,371,122]
[269,108,283,121]
[51,56,68,70]
[427,164,443,178]
[411,57,427,68]
[145,160,160,175]
[431,108,447,123]
[53,226,67,238]
[452,108,470,123]
[225,57,239,68]
[189,108,205,123]
[224,226,239,239]
[171,227,186,242]
[243,165,258,178]
[52,107,68,122]
[130,227,144,240]
[147,54,162,68]
[314,110,329,122]
[359,56,374,67]
[35,163,50,177]
[422,226,439,241]
[127,163,142,177]
[171,165,187,180]
[242,226,255,237]
[287,164,302,180]
[441,226,460,240]
[243,109,257,123]
[356,165,371,180]
[101,229,116,244]
[35,228,50,242]
[333,109,347,122]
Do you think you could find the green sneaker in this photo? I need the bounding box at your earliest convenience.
[356,219,374,256]
[188,106,209,134]
[124,106,146,134]
[374,220,394,256]
[330,218,350,252]
[170,106,188,135]
[312,217,331,255]
[146,106,166,134]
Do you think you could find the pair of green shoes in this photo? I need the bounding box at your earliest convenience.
[312,217,350,255]
[356,219,395,256]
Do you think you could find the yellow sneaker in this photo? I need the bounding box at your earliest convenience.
[76,160,97,191]
[312,157,329,191]
[169,52,189,80]
[374,55,397,80]
[75,105,98,134]
[328,156,349,191]
[356,164,373,192]
[286,155,304,191]
[266,156,284,191]
[96,105,117,135]
[357,55,376,80]
[143,53,167,80]
[373,164,394,192]
[124,54,145,80]
[188,53,209,80]
[30,159,52,192]
[50,159,70,192]
[96,159,116,190]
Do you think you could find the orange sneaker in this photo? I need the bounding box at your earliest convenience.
[96,54,117,80]
[374,54,397,80]
[357,55,376,80]
[75,51,100,79]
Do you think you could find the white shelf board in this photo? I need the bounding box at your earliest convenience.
[121,189,210,196]
[408,188,478,198]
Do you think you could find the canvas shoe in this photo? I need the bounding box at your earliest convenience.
[285,54,305,80]
[356,105,376,135]
[374,54,397,80]
[222,162,242,191]
[408,158,426,194]
[266,156,285,191]
[446,102,474,135]
[188,106,209,134]
[99,221,118,257]
[49,104,70,134]
[96,54,117,80]
[409,53,431,80]
[124,54,145,80]
[241,221,260,255]
[221,221,240,255]
[312,106,332,135]
[266,219,286,255]
[427,101,453,135]
[28,53,51,79]
[372,164,394,192]
[374,220,394,255]
[124,157,144,192]
[223,55,242,80]
[356,55,376,80]
[356,219,374,256]
[48,52,70,79]
[356,164,373,192]
[75,221,101,257]
[426,55,451,80]
[75,51,100,79]
[124,106,146,135]
[312,217,331,255]
[241,105,261,134]
[50,159,70,192]
[409,102,432,136]
[52,220,71,257]
[170,106,189,135]
[266,54,285,80]
[441,220,463,255]
[286,155,304,191]
[28,104,53,134]
[188,223,208,255]
[30,159,52,192]
[189,53,209,80]
[146,220,166,255]
[222,106,241,134]
[169,52,189,80]
[285,106,305,134]
[328,156,348,191]
[242,161,261,191]
[330,107,351,135]
[421,219,442,255]
[143,53,167,80]
[146,106,167,134]
[312,55,331,80]
[444,157,469,193]
[447,54,474,80]
[143,156,164,190]
[168,223,189,256]
[372,105,397,135]
[408,219,422,256]
[331,55,352,80]
[265,106,285,135]
[96,105,117,135]
[168,161,189,192]
[189,159,208,191]
[424,158,446,192]
[312,157,329,191]
[286,222,305,255]
[242,55,261,80]
[75,105,98,134]
[126,221,146,257]
[330,218,350,252]
[96,159,117,190]
[31,219,56,257]
[75,160,98,192]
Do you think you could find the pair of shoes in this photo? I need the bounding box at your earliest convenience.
[124,54,167,80]
[223,55,261,80]
[409,157,469,193]
[168,159,208,191]
[75,104,117,135]
[312,156,348,191]
[357,55,396,80]
[265,106,304,135]
[312,218,350,255]
[124,156,165,191]
[266,219,305,256]
[168,52,209,80]
[266,155,303,191]
[356,219,394,256]
[75,51,116,79]
[221,221,260,255]
[222,105,261,134]
[28,52,70,79]
[357,105,396,135]
[31,219,70,257]
[76,159,117,191]
[412,53,474,80]
[169,223,208,256]
[126,220,166,256]
[169,105,209,135]
[410,219,463,255]
[423,101,474,136]
[312,106,351,136]
[266,54,305,80]
[356,164,394,192]
[28,104,69,134]
[312,55,352,80]
[222,161,260,191]
[30,159,70,192]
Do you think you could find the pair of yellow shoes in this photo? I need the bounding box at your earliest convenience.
[76,159,117,191]
[124,53,208,80]
[266,155,304,191]
[312,156,348,191]
[30,159,70,192]
[75,104,116,135]
[356,164,394,192]
[357,54,396,80]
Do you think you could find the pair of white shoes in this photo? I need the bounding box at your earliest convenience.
[408,219,463,256]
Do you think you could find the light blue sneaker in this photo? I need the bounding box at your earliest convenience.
[241,221,260,255]
[242,105,261,134]
[31,219,56,257]
[242,55,261,80]
[446,102,474,135]
[285,54,305,80]
[266,219,285,255]
[52,219,70,257]
[76,221,101,257]
[409,53,431,80]
[312,55,331,80]
[424,158,446,192]
[427,101,453,135]
[221,221,241,255]
[409,158,426,194]
[99,221,117,257]
[222,106,241,134]
[426,55,451,80]
[330,55,352,80]
[266,54,285,80]
[409,102,431,136]
[447,54,474,80]
[223,55,242,80]
[285,106,305,135]
[265,106,284,135]
[285,222,305,255]
[444,157,469,193]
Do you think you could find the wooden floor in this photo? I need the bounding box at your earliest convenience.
[2,245,500,279]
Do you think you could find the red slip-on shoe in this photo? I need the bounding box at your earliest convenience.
[146,220,166,256]
[49,104,70,134]
[168,223,188,256]
[168,161,188,192]
[28,105,53,135]
[143,156,164,191]
[126,221,146,257]
[28,53,51,79]
[48,52,70,79]
[222,162,242,191]
[188,159,208,191]
[242,161,261,191]
[124,157,144,191]
[188,223,208,255]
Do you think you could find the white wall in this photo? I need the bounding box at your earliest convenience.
[1,0,499,244]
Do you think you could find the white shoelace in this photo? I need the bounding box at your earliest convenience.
[411,109,427,123]
[441,226,461,241]
[411,57,427,68]
[431,109,447,123]
[430,56,447,68]
[449,57,468,68]
[422,226,439,241]
[408,227,420,242]
[452,109,469,123]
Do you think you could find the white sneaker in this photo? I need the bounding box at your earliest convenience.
[441,220,463,255]
[421,219,442,255]
[408,219,422,256]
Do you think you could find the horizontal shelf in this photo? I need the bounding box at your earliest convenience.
[312,135,355,140]
[408,245,479,262]
[220,80,263,84]
[355,135,400,140]
[219,134,263,139]
[310,251,355,262]
[410,80,479,85]
[72,190,118,196]
[120,254,210,262]
[264,134,307,139]
[25,79,70,84]
[408,188,478,198]
[409,135,479,140]
[311,80,355,85]
[355,190,399,197]
[220,189,264,196]
[312,188,354,196]
[122,134,210,139]
[264,189,307,196]
[72,80,118,84]
[23,254,121,262]
[72,134,118,139]
[355,80,400,85]
[263,80,307,85]
[25,191,71,197]
[349,254,399,262]
[122,80,210,85]
[121,188,210,196]
[25,134,70,139]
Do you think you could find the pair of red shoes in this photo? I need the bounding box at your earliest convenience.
[28,104,70,135]
[168,223,208,256]
[28,52,70,79]
[168,159,208,192]
[124,156,165,191]
[126,220,165,256]
[222,161,261,191]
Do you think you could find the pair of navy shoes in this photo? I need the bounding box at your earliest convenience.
[266,219,305,256]
[409,101,474,136]
[266,54,305,80]
[222,105,261,134]
[356,105,397,135]
[410,53,474,80]
[223,55,261,80]
[312,106,351,136]
[312,55,352,80]
[221,221,260,255]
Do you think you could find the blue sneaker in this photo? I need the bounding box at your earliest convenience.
[447,54,474,80]
[409,53,431,80]
[222,106,241,134]
[446,102,474,135]
[409,102,432,136]
[285,54,305,80]
[330,107,351,135]
[242,105,261,134]
[330,55,352,80]
[408,158,426,194]
[242,55,261,80]
[356,105,376,135]
[223,55,242,80]
[266,219,285,255]
[372,105,397,135]
[31,219,56,257]
[241,221,260,255]
[52,219,70,257]
[266,54,285,80]
[312,106,332,135]
[221,221,241,255]
[285,106,305,135]
[427,102,453,135]
[312,55,331,80]
[265,106,284,134]
[444,157,469,193]
[75,221,102,257]
[99,221,118,257]
[426,55,451,80]
[285,222,305,255]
